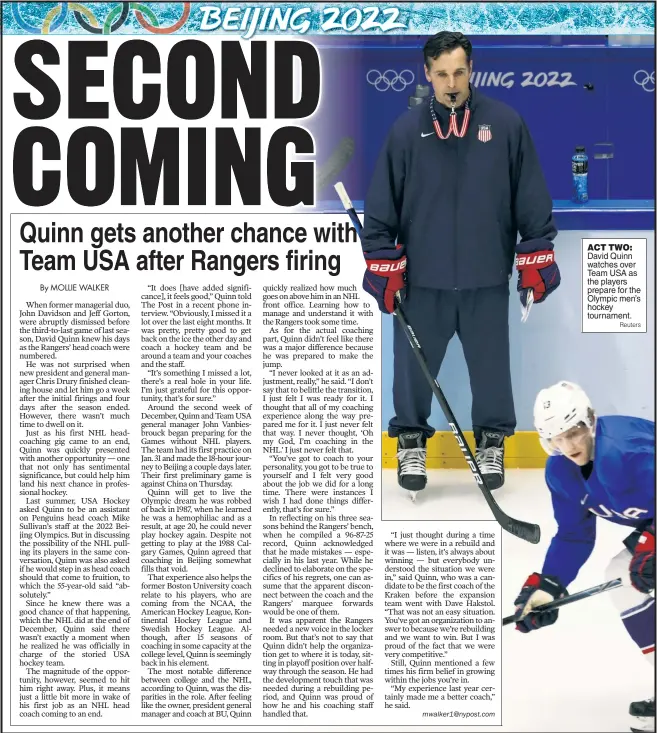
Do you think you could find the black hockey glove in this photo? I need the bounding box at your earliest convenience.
[513,573,568,633]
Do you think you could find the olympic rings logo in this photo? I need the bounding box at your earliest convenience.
[11,2,191,35]
[634,70,655,92]
[366,69,415,92]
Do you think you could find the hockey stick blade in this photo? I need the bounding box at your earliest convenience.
[502,577,623,626]
[334,182,541,545]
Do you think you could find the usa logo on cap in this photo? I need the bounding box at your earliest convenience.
[478,124,492,143]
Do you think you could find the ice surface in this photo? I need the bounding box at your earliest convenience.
[382,468,655,732]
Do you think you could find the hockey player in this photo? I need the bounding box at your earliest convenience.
[514,381,655,732]
[359,31,559,496]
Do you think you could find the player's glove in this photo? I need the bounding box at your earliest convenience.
[630,523,655,593]
[513,573,568,633]
[362,244,407,314]
[515,238,560,306]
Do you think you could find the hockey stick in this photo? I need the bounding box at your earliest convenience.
[316,137,355,194]
[334,181,541,545]
[502,577,623,626]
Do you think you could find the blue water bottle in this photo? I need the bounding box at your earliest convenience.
[572,146,589,203]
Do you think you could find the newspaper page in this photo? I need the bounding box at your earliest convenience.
[2,4,655,733]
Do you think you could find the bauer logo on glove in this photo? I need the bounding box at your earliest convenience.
[368,260,407,273]
[362,244,407,314]
[515,238,561,305]
[516,252,554,268]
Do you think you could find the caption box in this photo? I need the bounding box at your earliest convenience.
[581,238,647,333]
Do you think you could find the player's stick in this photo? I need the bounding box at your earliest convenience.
[520,288,534,323]
[334,182,541,545]
[316,137,355,194]
[502,577,623,626]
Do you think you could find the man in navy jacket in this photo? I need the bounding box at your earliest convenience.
[360,31,560,494]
